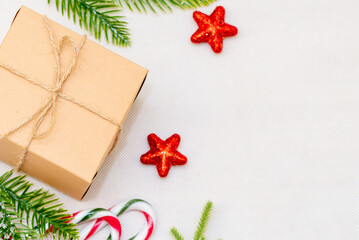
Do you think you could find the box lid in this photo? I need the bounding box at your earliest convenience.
[0,6,148,126]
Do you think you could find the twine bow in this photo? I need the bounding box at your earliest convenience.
[0,16,121,171]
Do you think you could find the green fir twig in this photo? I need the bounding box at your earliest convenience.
[47,0,218,47]
[171,227,185,240]
[0,202,39,240]
[113,0,218,13]
[170,201,221,240]
[0,171,79,240]
[194,201,213,240]
[48,0,131,47]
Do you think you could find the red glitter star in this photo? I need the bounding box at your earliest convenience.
[191,6,238,53]
[140,134,187,177]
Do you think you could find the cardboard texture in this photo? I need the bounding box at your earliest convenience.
[0,6,148,200]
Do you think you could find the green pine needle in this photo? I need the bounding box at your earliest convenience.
[48,0,131,47]
[171,201,221,240]
[171,227,185,240]
[194,201,213,240]
[0,171,79,240]
[114,0,218,13]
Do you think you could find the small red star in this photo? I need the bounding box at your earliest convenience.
[140,134,187,177]
[191,6,238,53]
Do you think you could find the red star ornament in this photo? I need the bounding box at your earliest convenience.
[140,134,187,177]
[191,6,238,53]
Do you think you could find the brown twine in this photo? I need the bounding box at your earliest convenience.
[0,16,121,171]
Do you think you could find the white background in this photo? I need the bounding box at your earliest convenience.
[0,0,359,239]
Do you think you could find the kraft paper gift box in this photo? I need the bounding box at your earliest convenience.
[0,6,148,200]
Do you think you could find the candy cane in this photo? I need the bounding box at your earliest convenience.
[70,208,122,240]
[78,199,156,240]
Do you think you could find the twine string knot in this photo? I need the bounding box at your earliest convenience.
[0,16,121,171]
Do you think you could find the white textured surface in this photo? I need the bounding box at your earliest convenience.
[0,0,359,239]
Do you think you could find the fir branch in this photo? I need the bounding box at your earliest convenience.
[171,227,185,240]
[48,0,131,47]
[194,201,213,240]
[113,0,218,13]
[170,201,221,240]
[0,171,79,240]
[47,0,218,47]
[0,201,39,240]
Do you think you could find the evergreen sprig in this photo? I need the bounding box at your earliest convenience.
[0,171,79,240]
[48,0,130,46]
[0,202,39,240]
[170,201,221,240]
[194,201,213,240]
[47,0,218,47]
[114,0,218,13]
[171,227,185,240]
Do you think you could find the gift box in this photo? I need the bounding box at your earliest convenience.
[0,6,148,200]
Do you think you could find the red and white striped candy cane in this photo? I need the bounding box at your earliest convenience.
[77,199,156,240]
[70,208,122,240]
